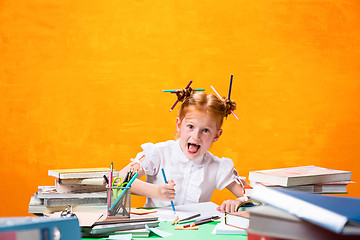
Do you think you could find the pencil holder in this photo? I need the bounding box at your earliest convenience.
[107,186,131,218]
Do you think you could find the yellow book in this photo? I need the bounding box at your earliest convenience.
[249,165,351,187]
[48,167,118,179]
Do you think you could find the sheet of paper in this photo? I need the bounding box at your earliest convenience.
[107,234,132,240]
[145,224,173,237]
[46,211,104,227]
[148,202,224,221]
[211,218,247,235]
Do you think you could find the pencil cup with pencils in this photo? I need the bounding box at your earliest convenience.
[107,186,131,218]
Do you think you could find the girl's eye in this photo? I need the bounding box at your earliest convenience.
[187,125,193,129]
[202,128,210,133]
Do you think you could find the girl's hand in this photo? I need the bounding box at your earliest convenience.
[158,180,176,201]
[217,197,247,213]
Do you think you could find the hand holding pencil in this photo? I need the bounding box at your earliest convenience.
[159,179,176,201]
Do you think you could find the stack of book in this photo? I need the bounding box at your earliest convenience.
[80,214,159,238]
[248,165,353,194]
[247,184,360,240]
[28,168,118,215]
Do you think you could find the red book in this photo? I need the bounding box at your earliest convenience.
[247,231,290,240]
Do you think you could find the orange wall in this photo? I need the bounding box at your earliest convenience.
[1,0,360,217]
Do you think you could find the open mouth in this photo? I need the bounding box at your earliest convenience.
[187,143,200,154]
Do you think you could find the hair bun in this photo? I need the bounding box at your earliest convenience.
[176,87,195,102]
[222,97,237,117]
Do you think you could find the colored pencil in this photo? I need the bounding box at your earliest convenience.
[210,85,239,120]
[170,80,193,111]
[228,74,233,100]
[183,216,220,228]
[161,168,176,213]
[163,88,205,93]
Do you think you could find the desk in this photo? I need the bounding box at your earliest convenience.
[82,221,247,240]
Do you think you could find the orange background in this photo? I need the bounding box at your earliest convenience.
[1,1,360,217]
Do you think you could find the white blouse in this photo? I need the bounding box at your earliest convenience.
[133,140,245,208]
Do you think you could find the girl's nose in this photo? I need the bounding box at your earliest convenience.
[191,129,201,139]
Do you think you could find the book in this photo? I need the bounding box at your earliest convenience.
[55,179,106,193]
[251,184,360,235]
[225,211,249,229]
[93,215,159,226]
[83,228,151,238]
[212,218,247,235]
[28,195,107,214]
[0,217,81,240]
[58,178,106,186]
[37,189,107,199]
[248,205,360,240]
[30,187,107,207]
[48,167,119,179]
[248,165,351,187]
[37,189,107,207]
[43,197,107,207]
[90,220,160,234]
[256,181,352,194]
[81,213,160,235]
[247,231,292,240]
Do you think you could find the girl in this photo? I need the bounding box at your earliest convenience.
[119,88,249,213]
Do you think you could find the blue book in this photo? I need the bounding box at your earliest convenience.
[0,217,81,240]
[251,184,360,235]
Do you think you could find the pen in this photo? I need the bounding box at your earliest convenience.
[183,216,220,228]
[160,168,176,213]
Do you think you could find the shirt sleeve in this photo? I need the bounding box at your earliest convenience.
[136,142,161,176]
[215,157,246,190]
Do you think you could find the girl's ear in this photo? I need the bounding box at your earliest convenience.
[176,117,181,132]
[213,129,223,142]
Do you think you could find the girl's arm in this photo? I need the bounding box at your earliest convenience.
[217,179,250,213]
[131,178,175,201]
[118,157,175,201]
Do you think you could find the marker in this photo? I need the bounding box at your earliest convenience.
[160,168,176,213]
